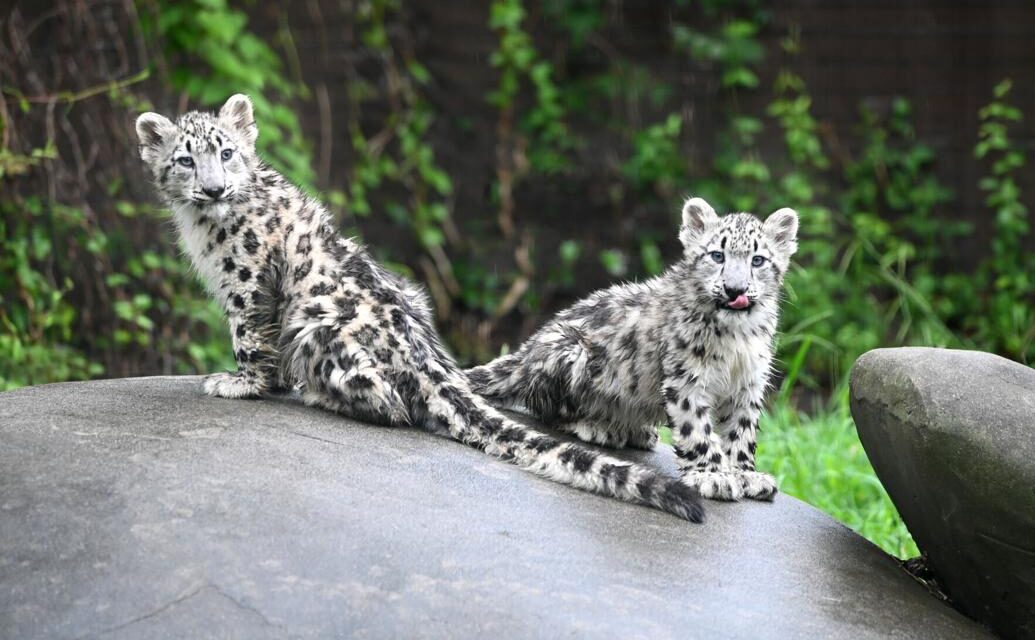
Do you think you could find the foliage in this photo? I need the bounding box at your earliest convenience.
[489,0,575,174]
[673,17,765,90]
[0,194,103,389]
[773,77,964,385]
[967,79,1034,359]
[622,113,685,192]
[345,0,453,252]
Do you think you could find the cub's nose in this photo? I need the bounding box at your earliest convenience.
[724,285,747,300]
[202,186,225,199]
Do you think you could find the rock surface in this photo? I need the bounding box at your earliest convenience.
[851,347,1035,640]
[1,376,992,639]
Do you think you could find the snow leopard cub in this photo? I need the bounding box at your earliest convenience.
[467,197,798,501]
[133,95,705,522]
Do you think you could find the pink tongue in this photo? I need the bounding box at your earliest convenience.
[728,294,750,309]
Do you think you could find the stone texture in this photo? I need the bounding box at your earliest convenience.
[851,347,1035,640]
[1,376,992,639]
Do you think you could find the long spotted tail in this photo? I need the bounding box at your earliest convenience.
[424,381,704,523]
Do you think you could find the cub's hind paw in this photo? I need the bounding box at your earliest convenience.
[202,372,262,399]
[736,470,778,501]
[681,470,743,501]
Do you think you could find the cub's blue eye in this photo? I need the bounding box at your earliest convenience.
[709,251,725,264]
[221,148,233,161]
[177,156,194,168]
[751,255,766,267]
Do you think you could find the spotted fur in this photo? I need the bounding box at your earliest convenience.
[467,197,798,502]
[134,95,704,522]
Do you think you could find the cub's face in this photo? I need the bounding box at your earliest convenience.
[678,197,798,313]
[135,94,258,213]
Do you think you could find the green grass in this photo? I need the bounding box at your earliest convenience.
[661,398,919,559]
[756,399,919,558]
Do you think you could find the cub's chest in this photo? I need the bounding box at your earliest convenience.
[174,212,224,295]
[721,333,771,378]
[684,331,772,389]
[173,208,263,301]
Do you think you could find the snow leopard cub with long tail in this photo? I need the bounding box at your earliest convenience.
[467,197,798,502]
[134,94,704,522]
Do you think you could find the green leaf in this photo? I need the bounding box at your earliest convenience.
[599,249,627,277]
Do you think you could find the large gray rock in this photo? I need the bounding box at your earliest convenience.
[851,347,1035,640]
[1,376,991,639]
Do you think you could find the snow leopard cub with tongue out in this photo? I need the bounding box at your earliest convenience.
[467,197,798,501]
[133,94,706,523]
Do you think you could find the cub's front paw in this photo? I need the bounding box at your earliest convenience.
[681,470,744,501]
[736,470,778,501]
[202,372,262,399]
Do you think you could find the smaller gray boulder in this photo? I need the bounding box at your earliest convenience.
[851,347,1035,640]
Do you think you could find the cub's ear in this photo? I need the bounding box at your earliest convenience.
[679,197,718,248]
[763,207,799,256]
[219,94,258,146]
[135,112,174,161]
